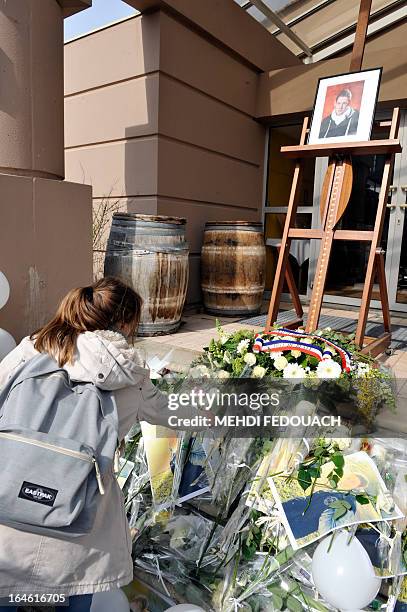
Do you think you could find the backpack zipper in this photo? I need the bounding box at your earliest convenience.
[0,431,105,495]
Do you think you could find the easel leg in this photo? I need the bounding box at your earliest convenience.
[268,244,304,329]
[355,108,398,346]
[375,248,391,333]
[283,249,304,321]
[265,118,309,332]
[306,159,347,332]
[265,241,292,332]
[359,248,392,357]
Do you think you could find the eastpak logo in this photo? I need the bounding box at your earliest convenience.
[18,481,58,507]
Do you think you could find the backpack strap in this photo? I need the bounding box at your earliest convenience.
[10,353,66,385]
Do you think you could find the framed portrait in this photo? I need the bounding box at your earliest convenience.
[308,67,382,145]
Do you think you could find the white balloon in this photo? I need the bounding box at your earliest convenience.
[312,531,381,610]
[90,589,130,612]
[0,271,10,310]
[0,329,16,361]
[165,606,205,612]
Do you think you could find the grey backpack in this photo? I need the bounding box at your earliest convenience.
[0,353,119,538]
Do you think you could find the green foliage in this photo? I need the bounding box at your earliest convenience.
[327,499,352,520]
[297,468,312,492]
[402,529,407,568]
[295,439,372,516]
[242,512,265,561]
[355,494,370,505]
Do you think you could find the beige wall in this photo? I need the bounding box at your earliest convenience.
[64,6,291,301]
[257,21,407,119]
[0,0,92,342]
[124,0,301,72]
[0,174,92,340]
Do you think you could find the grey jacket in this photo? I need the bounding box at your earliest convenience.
[0,330,169,596]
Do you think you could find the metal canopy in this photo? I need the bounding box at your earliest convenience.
[235,0,407,63]
[250,0,312,56]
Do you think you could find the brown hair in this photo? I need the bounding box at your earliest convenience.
[31,277,142,366]
[336,88,352,101]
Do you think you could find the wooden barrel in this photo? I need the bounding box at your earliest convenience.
[201,221,266,317]
[104,213,189,336]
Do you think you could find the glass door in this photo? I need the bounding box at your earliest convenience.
[308,109,407,312]
[386,110,407,311]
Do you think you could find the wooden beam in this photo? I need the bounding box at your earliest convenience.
[350,0,372,72]
[281,139,401,159]
[334,230,374,241]
[360,333,391,358]
[281,319,304,330]
[288,228,323,239]
[306,158,348,332]
[285,229,375,241]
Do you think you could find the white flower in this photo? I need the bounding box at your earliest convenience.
[244,353,256,366]
[190,365,210,379]
[252,366,267,379]
[270,351,283,359]
[237,339,250,354]
[274,356,288,371]
[219,334,229,345]
[357,362,371,376]
[218,369,230,380]
[324,327,332,332]
[301,337,313,345]
[291,350,302,359]
[316,359,342,379]
[283,363,306,379]
[335,438,352,451]
[324,345,336,357]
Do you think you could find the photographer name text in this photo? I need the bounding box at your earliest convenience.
[167,414,342,428]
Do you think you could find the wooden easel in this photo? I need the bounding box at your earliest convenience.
[265,0,402,357]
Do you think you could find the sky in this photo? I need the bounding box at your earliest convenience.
[64,0,137,41]
[63,0,294,41]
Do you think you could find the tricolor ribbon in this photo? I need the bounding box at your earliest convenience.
[252,328,351,372]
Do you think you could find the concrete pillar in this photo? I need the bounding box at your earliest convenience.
[0,0,64,178]
[0,0,93,341]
